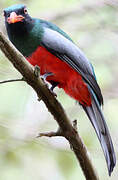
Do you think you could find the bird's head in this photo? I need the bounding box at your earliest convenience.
[4,4,33,36]
[3,4,30,24]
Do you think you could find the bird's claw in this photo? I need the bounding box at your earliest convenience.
[50,82,59,97]
[40,72,58,97]
[40,72,54,81]
[34,69,58,97]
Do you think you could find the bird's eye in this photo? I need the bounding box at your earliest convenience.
[24,8,28,14]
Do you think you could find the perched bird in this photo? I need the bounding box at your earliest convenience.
[4,4,116,175]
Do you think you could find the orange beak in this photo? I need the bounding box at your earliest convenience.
[7,12,24,24]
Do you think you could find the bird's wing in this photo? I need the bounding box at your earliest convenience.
[41,27,103,105]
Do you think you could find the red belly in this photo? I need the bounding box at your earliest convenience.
[27,46,91,106]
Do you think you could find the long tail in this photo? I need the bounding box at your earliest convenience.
[82,89,116,176]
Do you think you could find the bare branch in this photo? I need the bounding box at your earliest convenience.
[37,128,63,138]
[0,31,99,180]
[0,78,24,84]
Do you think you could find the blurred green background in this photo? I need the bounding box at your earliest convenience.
[0,0,118,179]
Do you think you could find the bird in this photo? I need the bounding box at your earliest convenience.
[3,4,116,175]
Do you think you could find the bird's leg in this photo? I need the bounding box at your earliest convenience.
[40,72,54,81]
[49,81,59,97]
[34,66,58,91]
[34,65,54,81]
[40,72,54,92]
[40,72,58,97]
[34,66,58,97]
[50,82,59,92]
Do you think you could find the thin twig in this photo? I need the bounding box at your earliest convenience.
[0,78,24,84]
[0,31,99,180]
[37,128,63,138]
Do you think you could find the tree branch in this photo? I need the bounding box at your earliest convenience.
[0,78,24,84]
[0,31,99,180]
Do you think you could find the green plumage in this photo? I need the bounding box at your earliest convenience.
[9,19,44,57]
[6,18,72,57]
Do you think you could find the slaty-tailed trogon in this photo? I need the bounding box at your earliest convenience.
[3,4,116,175]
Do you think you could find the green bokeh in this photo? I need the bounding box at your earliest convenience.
[0,0,118,180]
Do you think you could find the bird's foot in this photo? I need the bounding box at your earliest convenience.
[40,72,54,92]
[50,82,59,97]
[40,72,54,81]
[40,72,58,97]
[34,67,58,97]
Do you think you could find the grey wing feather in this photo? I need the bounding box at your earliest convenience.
[41,27,103,105]
[82,87,116,175]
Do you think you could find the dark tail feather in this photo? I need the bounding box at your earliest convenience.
[82,91,116,176]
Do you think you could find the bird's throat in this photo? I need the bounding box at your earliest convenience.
[6,19,43,57]
[6,20,33,37]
